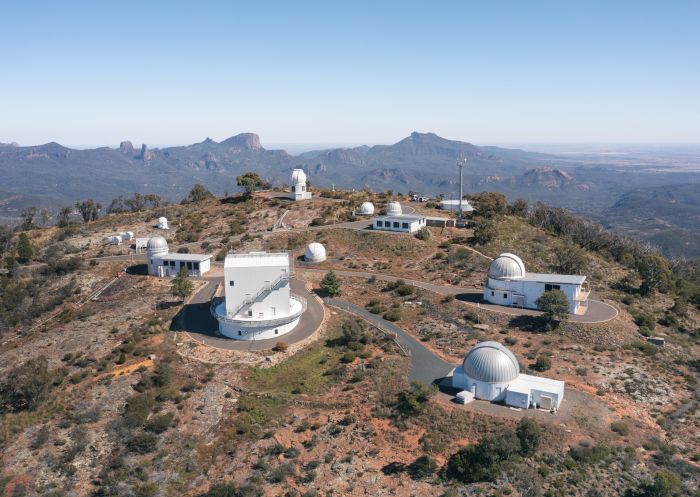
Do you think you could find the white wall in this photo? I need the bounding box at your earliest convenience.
[483,277,582,313]
[218,315,300,340]
[373,216,425,233]
[451,367,511,402]
[224,262,290,318]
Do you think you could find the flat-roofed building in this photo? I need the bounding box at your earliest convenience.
[372,214,426,233]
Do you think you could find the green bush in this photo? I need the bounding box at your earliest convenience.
[127,432,158,454]
[533,356,552,372]
[383,308,401,322]
[611,421,630,436]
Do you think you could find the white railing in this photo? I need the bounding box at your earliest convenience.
[211,295,307,328]
[229,273,289,317]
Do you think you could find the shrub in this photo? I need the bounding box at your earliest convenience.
[0,356,53,413]
[320,271,341,297]
[441,294,455,303]
[383,308,401,322]
[273,342,288,352]
[611,421,630,436]
[516,418,542,456]
[533,355,552,372]
[414,227,431,241]
[446,432,521,483]
[127,432,158,454]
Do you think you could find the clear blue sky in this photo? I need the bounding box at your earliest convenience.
[1,1,699,147]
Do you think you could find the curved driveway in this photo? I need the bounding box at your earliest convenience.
[173,278,325,351]
[327,299,452,385]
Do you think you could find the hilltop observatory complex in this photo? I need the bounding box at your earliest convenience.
[213,252,307,340]
[290,168,311,201]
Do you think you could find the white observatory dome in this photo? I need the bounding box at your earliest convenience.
[157,216,169,230]
[386,201,402,216]
[146,236,169,256]
[359,202,375,215]
[291,168,307,185]
[487,253,526,280]
[462,341,520,384]
[304,242,327,263]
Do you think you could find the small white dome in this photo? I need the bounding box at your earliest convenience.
[488,253,526,280]
[157,216,169,229]
[386,201,402,216]
[147,236,169,253]
[291,168,307,185]
[463,341,520,383]
[304,242,327,263]
[359,202,375,215]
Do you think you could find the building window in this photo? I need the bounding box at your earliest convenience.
[376,221,383,227]
[229,280,234,286]
[402,222,409,229]
[186,261,193,270]
[393,221,400,228]
[291,185,295,192]
[545,284,561,292]
[491,291,494,297]
[503,293,508,299]
[194,262,199,270]
[275,329,278,335]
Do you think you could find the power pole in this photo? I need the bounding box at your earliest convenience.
[457,153,466,226]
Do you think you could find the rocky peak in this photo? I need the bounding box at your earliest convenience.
[119,141,135,155]
[221,133,262,151]
[140,144,152,162]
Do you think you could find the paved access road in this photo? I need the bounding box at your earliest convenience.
[175,278,325,351]
[327,299,453,385]
[297,268,618,324]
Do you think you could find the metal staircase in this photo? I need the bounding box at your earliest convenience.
[230,273,289,317]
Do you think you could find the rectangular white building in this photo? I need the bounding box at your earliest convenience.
[223,252,291,320]
[484,273,589,315]
[372,215,426,233]
[505,374,565,410]
[157,253,211,278]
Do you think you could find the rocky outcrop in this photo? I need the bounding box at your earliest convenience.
[221,133,262,151]
[0,142,19,148]
[140,144,152,162]
[119,141,135,155]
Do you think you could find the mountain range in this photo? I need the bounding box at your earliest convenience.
[1,131,700,258]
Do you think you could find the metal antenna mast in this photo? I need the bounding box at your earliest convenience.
[457,153,466,225]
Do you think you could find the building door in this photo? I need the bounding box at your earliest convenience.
[540,395,553,410]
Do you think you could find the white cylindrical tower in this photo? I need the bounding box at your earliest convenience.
[157,217,169,230]
[291,168,311,200]
[146,236,169,275]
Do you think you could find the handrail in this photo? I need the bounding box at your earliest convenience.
[229,273,289,316]
[211,295,307,328]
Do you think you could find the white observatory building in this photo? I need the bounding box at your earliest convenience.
[304,242,327,263]
[483,253,589,315]
[146,236,211,278]
[452,341,565,411]
[212,252,307,340]
[372,200,427,234]
[358,202,375,216]
[290,168,311,201]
